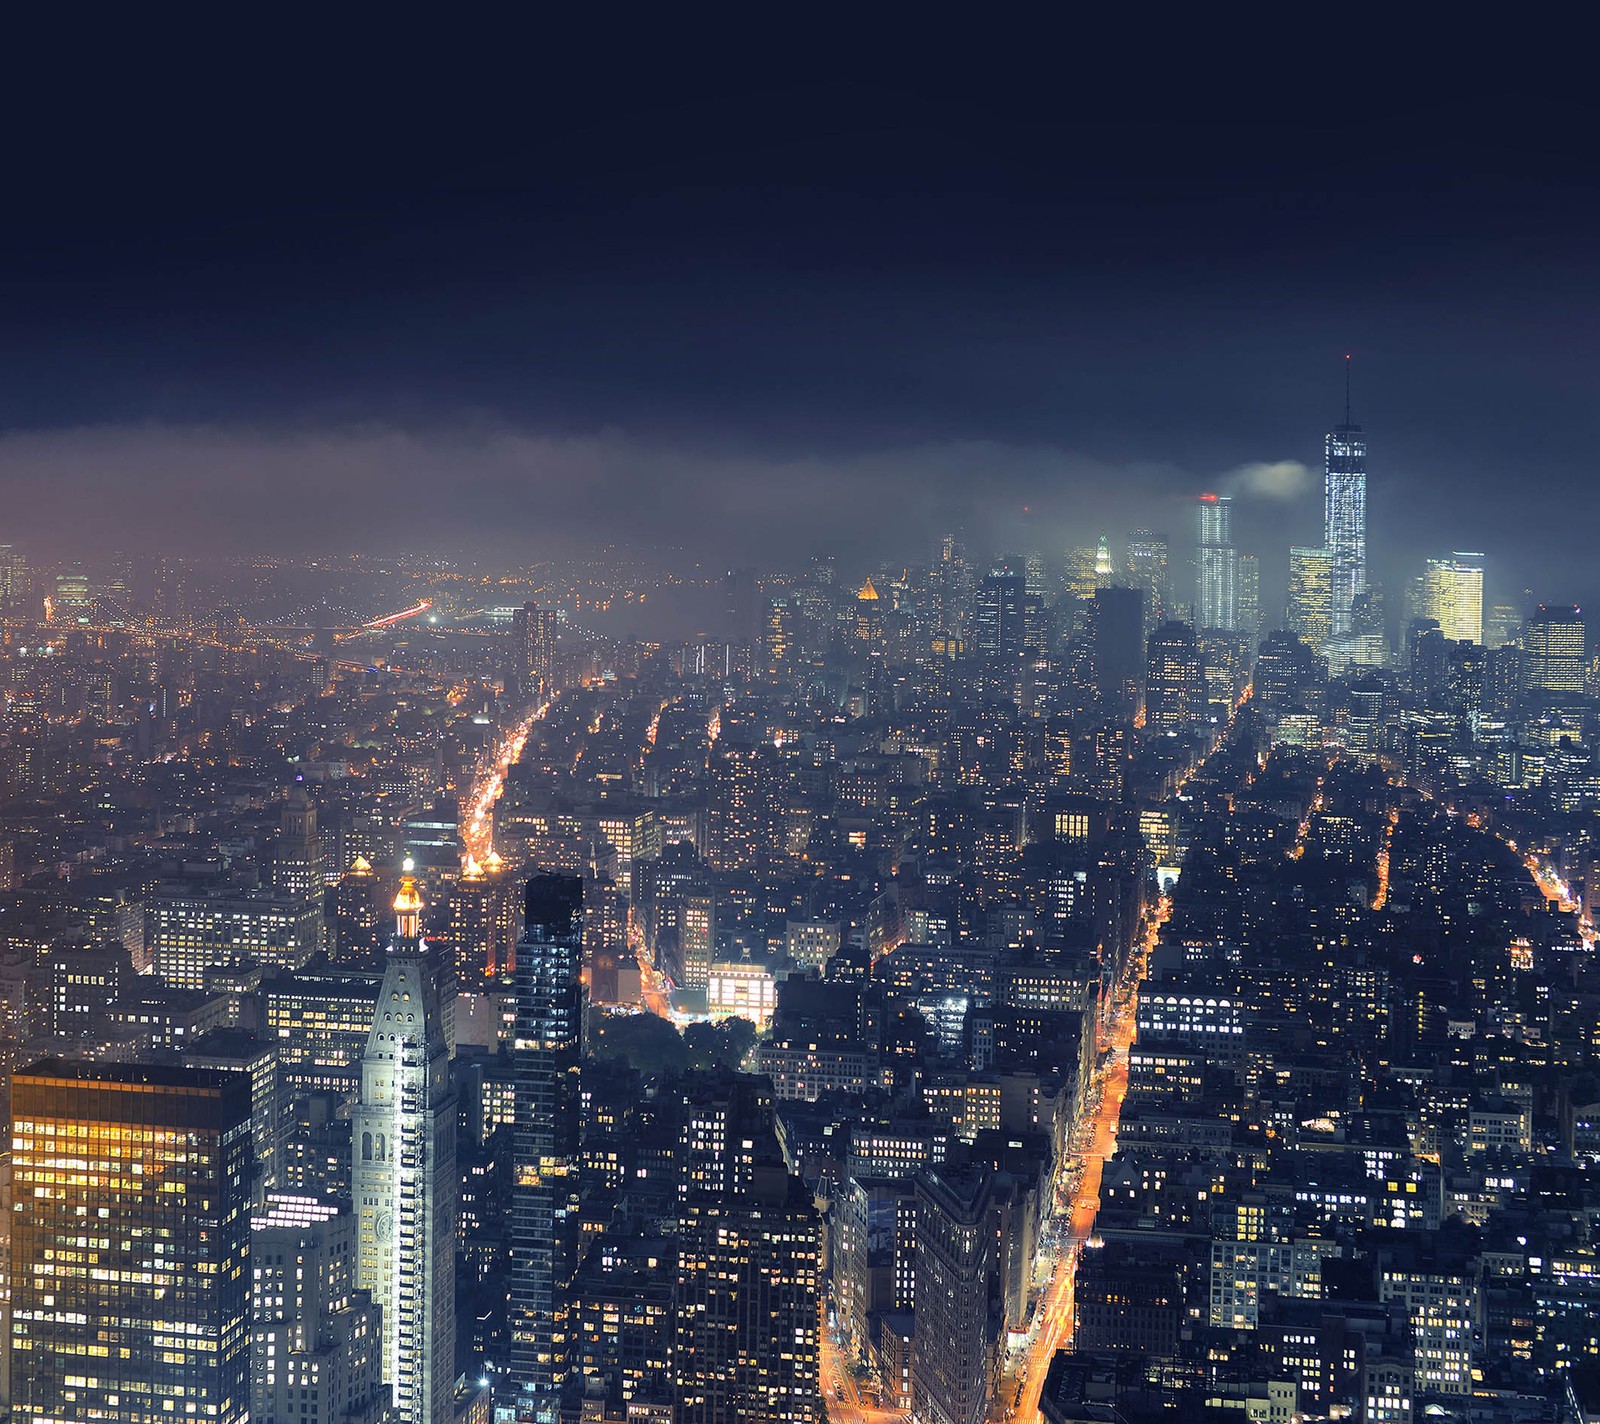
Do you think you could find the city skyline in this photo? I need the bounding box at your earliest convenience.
[5,17,1600,1424]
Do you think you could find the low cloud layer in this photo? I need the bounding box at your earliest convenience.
[0,421,1195,564]
[1222,459,1313,501]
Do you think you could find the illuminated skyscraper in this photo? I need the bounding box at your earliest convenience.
[1063,545,1099,601]
[1523,603,1586,702]
[8,1060,253,1424]
[763,594,796,677]
[353,873,457,1424]
[1195,494,1237,632]
[451,850,523,978]
[509,874,588,1419]
[1421,553,1484,644]
[1237,552,1261,647]
[1324,366,1368,639]
[854,576,884,645]
[1145,621,1204,731]
[1125,529,1169,638]
[1287,547,1333,653]
[511,602,560,698]
[974,565,1027,660]
[671,1076,822,1423]
[1093,534,1115,583]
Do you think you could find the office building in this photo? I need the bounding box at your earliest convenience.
[1236,552,1260,647]
[1324,376,1368,639]
[252,1197,390,1424]
[8,1060,253,1424]
[275,785,328,900]
[263,966,385,1098]
[147,884,323,989]
[911,1163,997,1424]
[1145,621,1204,732]
[1125,529,1169,639]
[1063,546,1099,601]
[1089,585,1145,720]
[353,873,457,1424]
[672,1082,822,1424]
[1195,494,1237,632]
[1523,603,1585,701]
[1287,547,1333,653]
[508,875,588,1419]
[1421,553,1484,644]
[673,1173,822,1424]
[974,565,1028,661]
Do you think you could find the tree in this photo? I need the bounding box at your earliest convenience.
[591,1010,688,1077]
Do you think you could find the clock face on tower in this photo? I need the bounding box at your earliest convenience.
[376,1211,394,1242]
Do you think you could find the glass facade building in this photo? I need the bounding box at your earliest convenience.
[8,1059,252,1424]
[1324,417,1368,639]
[508,873,587,1420]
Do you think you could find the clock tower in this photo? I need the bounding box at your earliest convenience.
[353,866,457,1424]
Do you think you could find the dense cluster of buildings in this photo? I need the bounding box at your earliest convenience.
[1,395,1599,1424]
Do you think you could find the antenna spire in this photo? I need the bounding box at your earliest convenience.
[1343,353,1353,427]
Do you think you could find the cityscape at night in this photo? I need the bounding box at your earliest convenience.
[4,18,1600,1424]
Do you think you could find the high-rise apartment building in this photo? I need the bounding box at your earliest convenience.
[1195,494,1237,632]
[353,874,457,1424]
[508,874,588,1419]
[1287,547,1333,653]
[8,1060,253,1424]
[1324,375,1368,639]
[511,603,560,698]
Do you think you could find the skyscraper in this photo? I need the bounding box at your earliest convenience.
[1421,553,1484,644]
[1237,552,1261,648]
[671,1075,822,1424]
[508,874,588,1419]
[1523,604,1586,702]
[974,565,1028,661]
[1125,529,1169,639]
[8,1060,253,1424]
[353,872,457,1424]
[1195,494,1237,632]
[1093,534,1115,583]
[1063,545,1099,601]
[1287,547,1333,653]
[274,784,327,899]
[1324,366,1368,639]
[1089,585,1145,720]
[1145,621,1204,731]
[910,1163,996,1424]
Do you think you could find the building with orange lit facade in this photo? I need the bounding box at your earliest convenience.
[7,1060,253,1424]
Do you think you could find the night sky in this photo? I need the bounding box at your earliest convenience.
[1,17,1595,617]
